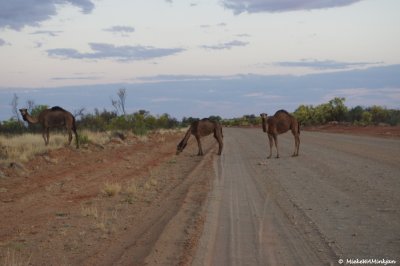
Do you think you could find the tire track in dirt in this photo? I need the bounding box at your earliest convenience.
[82,136,217,265]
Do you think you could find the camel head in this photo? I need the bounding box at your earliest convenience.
[176,138,187,155]
[176,141,187,155]
[19,108,29,121]
[260,113,268,132]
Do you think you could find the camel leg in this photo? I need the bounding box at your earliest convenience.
[195,135,203,156]
[46,128,50,145]
[295,134,300,156]
[267,134,273,159]
[68,129,73,146]
[74,129,79,148]
[273,134,279,158]
[291,133,297,157]
[217,138,223,155]
[214,134,223,155]
[42,129,48,145]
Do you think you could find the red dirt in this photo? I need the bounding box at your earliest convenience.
[303,124,400,138]
[0,131,217,265]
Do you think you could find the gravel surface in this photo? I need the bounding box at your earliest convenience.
[194,128,400,265]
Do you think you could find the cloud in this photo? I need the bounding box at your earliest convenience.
[31,30,63,37]
[0,38,6,46]
[35,42,43,48]
[200,22,227,29]
[221,0,363,14]
[273,59,381,70]
[200,40,249,50]
[150,97,182,103]
[136,74,231,82]
[244,92,281,99]
[51,76,100,81]
[103,25,135,35]
[324,87,400,101]
[47,43,185,61]
[0,0,95,30]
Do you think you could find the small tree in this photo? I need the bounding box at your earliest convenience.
[10,93,20,122]
[111,88,127,116]
[329,97,347,122]
[26,99,36,113]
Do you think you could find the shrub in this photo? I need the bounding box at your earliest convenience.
[102,182,122,197]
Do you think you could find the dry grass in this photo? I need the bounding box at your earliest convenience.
[79,130,110,145]
[102,182,122,197]
[125,180,138,196]
[1,249,31,266]
[0,130,114,164]
[0,133,66,163]
[81,204,99,218]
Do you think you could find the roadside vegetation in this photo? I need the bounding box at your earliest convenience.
[221,97,400,127]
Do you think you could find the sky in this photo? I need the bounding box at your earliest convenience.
[0,0,399,121]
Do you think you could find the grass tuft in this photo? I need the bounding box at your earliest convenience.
[81,204,98,218]
[102,182,122,197]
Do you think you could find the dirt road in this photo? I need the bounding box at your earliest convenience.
[194,128,400,265]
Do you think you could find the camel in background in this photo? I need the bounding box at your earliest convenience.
[260,110,300,158]
[176,118,223,156]
[19,106,79,148]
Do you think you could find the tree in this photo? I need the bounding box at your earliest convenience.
[74,107,86,119]
[294,105,315,125]
[328,97,348,122]
[26,99,36,113]
[347,106,364,122]
[111,88,127,115]
[10,93,20,122]
[368,105,389,125]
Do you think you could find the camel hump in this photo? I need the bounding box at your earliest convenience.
[275,109,290,116]
[51,106,66,112]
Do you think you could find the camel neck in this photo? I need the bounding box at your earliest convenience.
[24,114,39,124]
[182,127,192,143]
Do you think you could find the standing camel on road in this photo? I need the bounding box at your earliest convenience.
[19,106,79,148]
[176,118,223,156]
[260,110,300,158]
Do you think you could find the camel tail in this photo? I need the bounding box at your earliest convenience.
[298,121,300,134]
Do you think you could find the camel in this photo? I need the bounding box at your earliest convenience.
[176,118,223,156]
[19,106,79,148]
[260,110,300,158]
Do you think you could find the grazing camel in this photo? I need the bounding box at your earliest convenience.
[260,110,300,158]
[176,118,223,156]
[19,106,79,148]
